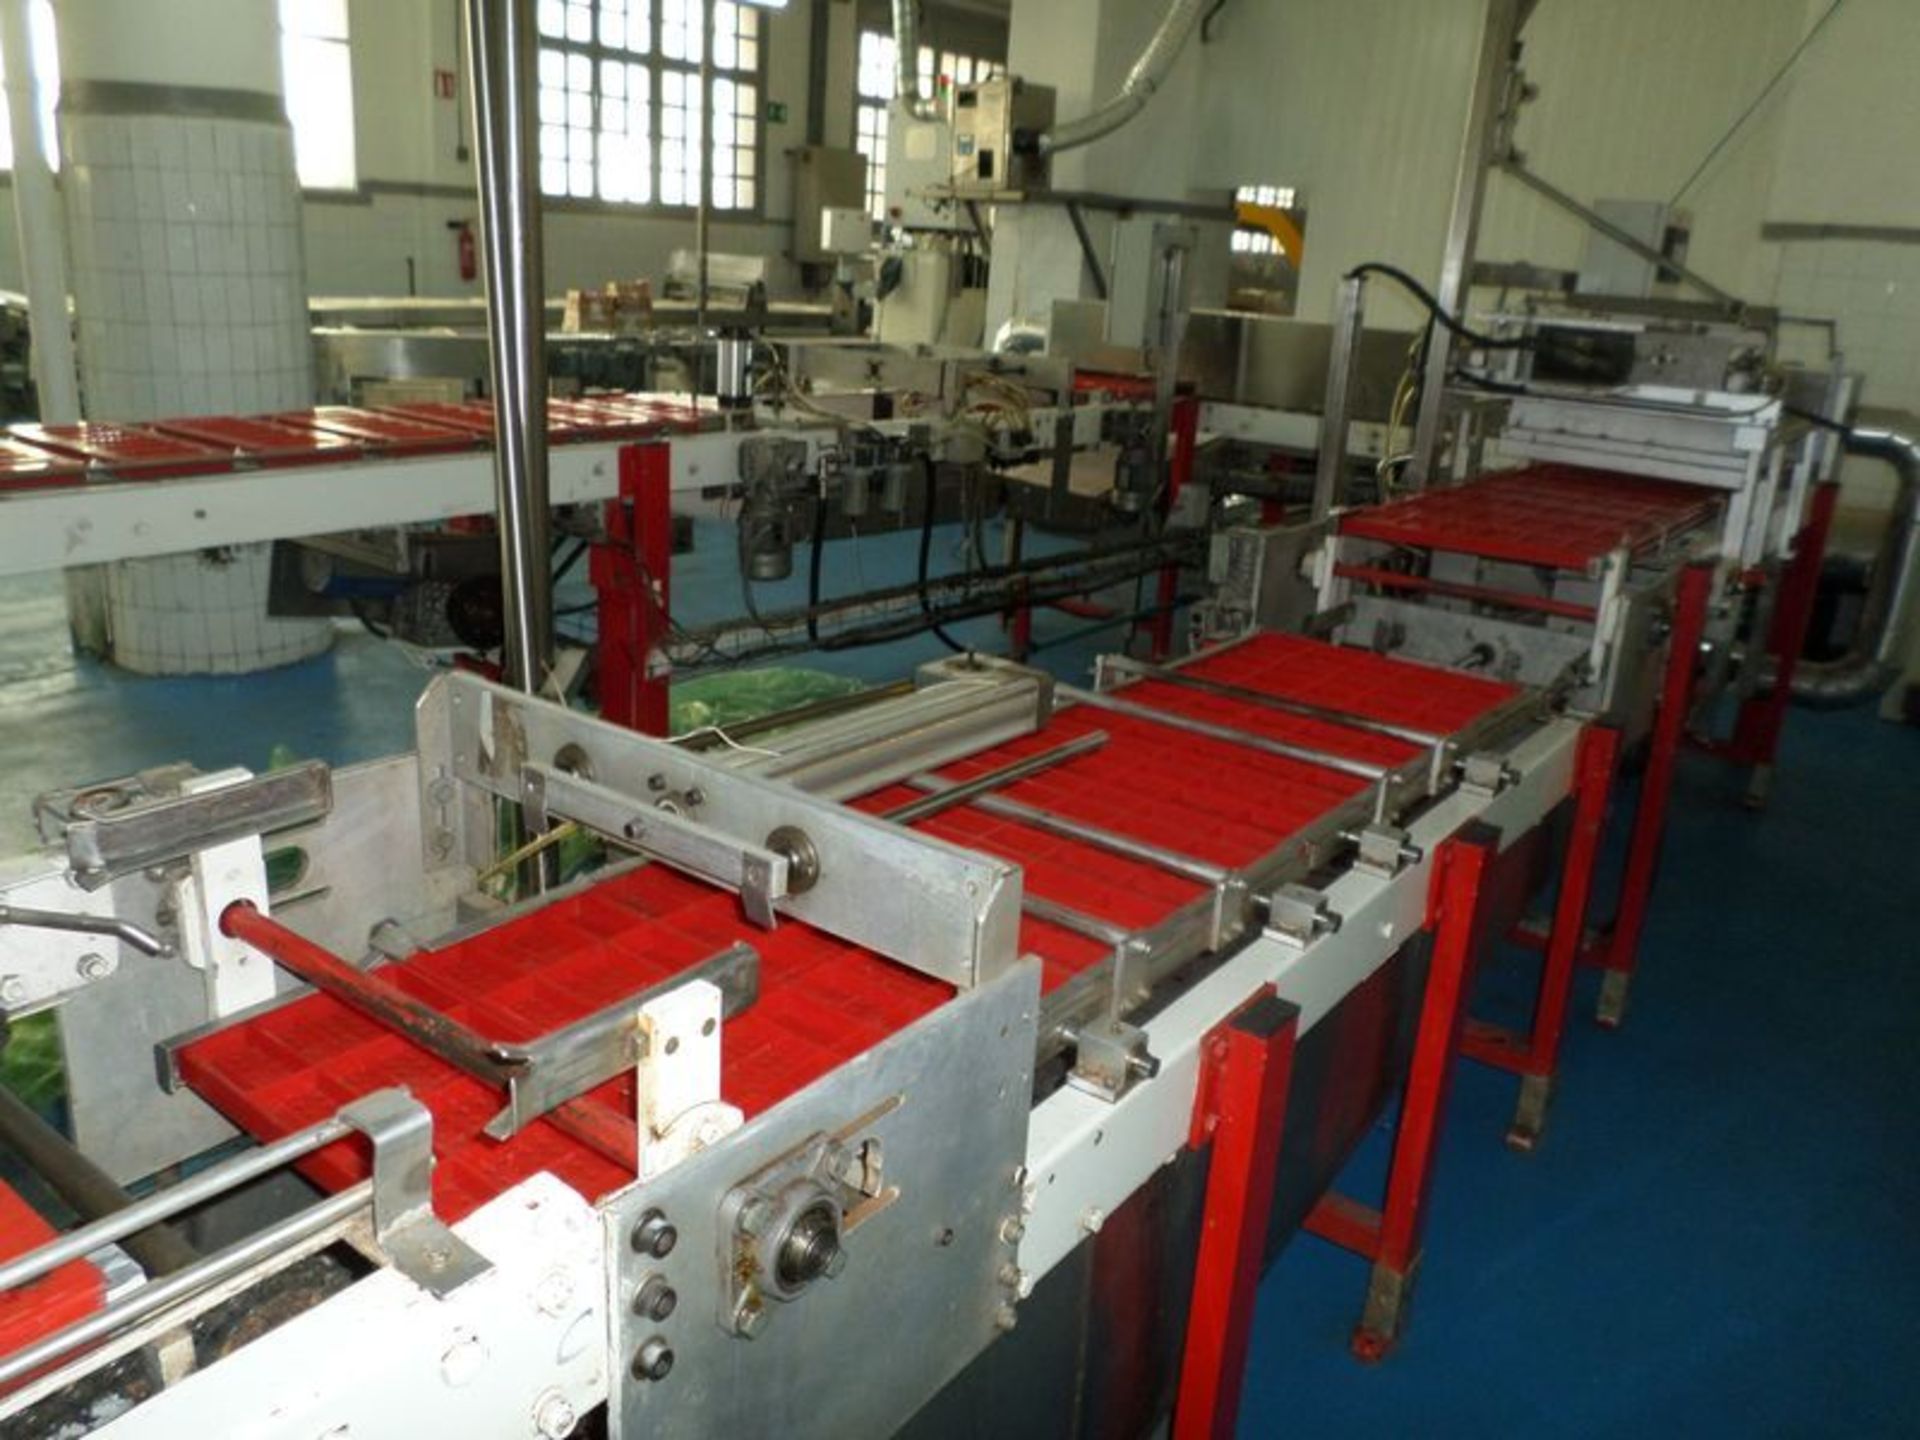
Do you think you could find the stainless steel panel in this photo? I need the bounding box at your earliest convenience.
[607,961,1040,1440]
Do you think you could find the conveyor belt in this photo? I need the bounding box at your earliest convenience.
[0,1181,103,1364]
[1338,463,1721,571]
[0,393,712,492]
[176,634,1515,1220]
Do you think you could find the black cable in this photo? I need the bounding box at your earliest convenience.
[1345,263,1532,350]
[1671,0,1849,206]
[552,539,588,583]
[917,456,969,653]
[1199,0,1230,43]
[1785,403,1856,438]
[349,599,390,639]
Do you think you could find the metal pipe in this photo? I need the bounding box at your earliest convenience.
[891,0,938,121]
[1038,0,1207,156]
[0,1084,198,1280]
[1407,0,1527,489]
[696,0,714,329]
[1058,684,1391,781]
[1100,655,1448,746]
[0,902,167,956]
[0,1182,370,1391]
[1792,426,1920,707]
[0,0,77,424]
[463,0,554,694]
[883,731,1109,825]
[0,1113,350,1293]
[1313,274,1366,519]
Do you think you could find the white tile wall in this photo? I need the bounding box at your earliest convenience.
[61,108,331,674]
[1770,237,1920,509]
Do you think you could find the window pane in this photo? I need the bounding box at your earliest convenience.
[280,32,356,188]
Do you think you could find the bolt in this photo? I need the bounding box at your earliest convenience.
[685,786,706,807]
[533,1390,578,1439]
[993,1303,1019,1332]
[633,1275,678,1322]
[736,1196,774,1238]
[425,1245,451,1272]
[631,1336,675,1383]
[1079,1206,1106,1235]
[997,1263,1023,1289]
[732,1294,767,1340]
[998,1216,1025,1245]
[76,952,114,982]
[631,1209,677,1259]
[0,975,25,1006]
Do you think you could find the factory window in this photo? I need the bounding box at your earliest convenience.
[537,0,763,212]
[279,0,358,191]
[854,30,1002,222]
[0,0,61,174]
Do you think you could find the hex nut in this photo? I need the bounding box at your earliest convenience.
[631,1336,675,1383]
[630,1209,677,1259]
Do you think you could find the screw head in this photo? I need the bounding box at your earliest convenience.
[998,1215,1025,1245]
[633,1275,678,1322]
[631,1336,675,1383]
[631,1208,677,1259]
[533,1390,578,1438]
[76,952,114,983]
[0,975,25,1006]
[732,1294,767,1340]
[993,1303,1019,1332]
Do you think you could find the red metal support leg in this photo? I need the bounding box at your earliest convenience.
[1150,395,1200,661]
[1462,724,1621,1149]
[1593,559,1714,1028]
[590,442,672,735]
[1300,824,1499,1361]
[1726,479,1838,809]
[1173,988,1300,1440]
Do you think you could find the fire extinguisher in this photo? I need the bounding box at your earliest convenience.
[449,220,477,283]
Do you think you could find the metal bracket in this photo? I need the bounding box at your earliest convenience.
[488,944,759,1142]
[39,762,332,891]
[341,1088,492,1298]
[523,764,793,928]
[637,978,745,1182]
[1460,752,1519,796]
[1350,823,1423,878]
[1065,1015,1161,1103]
[1266,883,1341,946]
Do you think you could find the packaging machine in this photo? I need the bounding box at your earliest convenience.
[0,612,1612,1435]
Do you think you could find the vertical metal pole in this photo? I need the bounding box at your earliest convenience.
[464,0,554,694]
[1312,274,1366,520]
[1405,0,1523,491]
[695,0,715,330]
[0,0,78,424]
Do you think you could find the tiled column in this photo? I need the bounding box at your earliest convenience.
[59,0,329,674]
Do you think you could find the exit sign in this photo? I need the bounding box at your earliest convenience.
[765,99,789,124]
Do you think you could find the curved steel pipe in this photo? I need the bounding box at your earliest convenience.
[1793,426,1920,708]
[1038,0,1207,156]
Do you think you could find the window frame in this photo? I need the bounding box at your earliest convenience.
[536,0,770,218]
[278,0,359,195]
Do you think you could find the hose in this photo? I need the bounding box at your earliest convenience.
[1792,425,1920,708]
[1038,0,1207,156]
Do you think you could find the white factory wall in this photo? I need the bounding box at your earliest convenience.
[1188,0,1810,328]
[1761,0,1920,444]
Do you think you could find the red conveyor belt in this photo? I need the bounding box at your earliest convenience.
[0,1181,103,1364]
[176,634,1515,1220]
[1338,463,1721,571]
[0,392,711,491]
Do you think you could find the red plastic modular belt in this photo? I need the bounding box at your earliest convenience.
[1338,463,1721,571]
[177,634,1515,1219]
[0,1180,104,1365]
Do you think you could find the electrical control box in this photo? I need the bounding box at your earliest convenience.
[948,77,1054,195]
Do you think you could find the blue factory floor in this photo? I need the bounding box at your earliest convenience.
[1,522,1916,1435]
